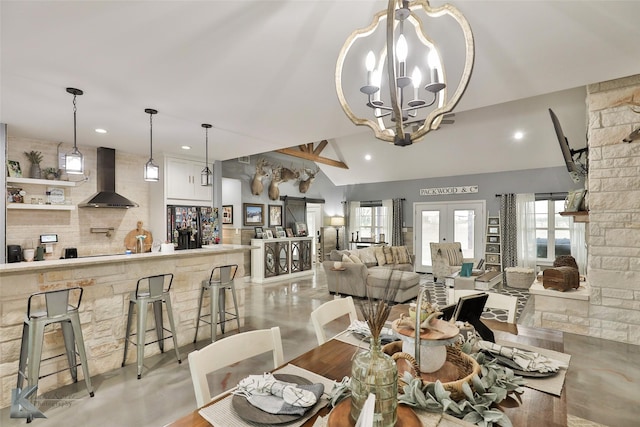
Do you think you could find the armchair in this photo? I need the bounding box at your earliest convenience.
[430,242,474,283]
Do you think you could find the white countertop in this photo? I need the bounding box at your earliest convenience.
[529,280,590,300]
[0,244,255,274]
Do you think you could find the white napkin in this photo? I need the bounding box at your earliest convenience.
[233,373,324,415]
[355,393,376,427]
[478,340,568,373]
[347,320,393,338]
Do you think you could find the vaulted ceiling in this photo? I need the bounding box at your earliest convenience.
[2,1,638,185]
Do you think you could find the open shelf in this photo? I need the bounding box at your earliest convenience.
[7,204,75,211]
[7,177,76,187]
[559,210,589,223]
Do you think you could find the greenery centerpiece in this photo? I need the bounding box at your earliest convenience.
[24,150,43,179]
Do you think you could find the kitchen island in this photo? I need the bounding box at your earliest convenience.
[0,244,254,408]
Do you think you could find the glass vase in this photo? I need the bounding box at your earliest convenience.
[350,338,398,427]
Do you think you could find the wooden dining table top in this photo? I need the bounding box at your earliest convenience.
[165,310,567,427]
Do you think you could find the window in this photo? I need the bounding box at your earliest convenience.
[535,199,571,262]
[355,205,389,242]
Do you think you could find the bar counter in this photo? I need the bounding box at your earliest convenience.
[0,245,254,408]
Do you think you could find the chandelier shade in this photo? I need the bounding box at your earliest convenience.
[335,0,474,146]
[144,108,159,182]
[200,123,212,186]
[65,87,84,174]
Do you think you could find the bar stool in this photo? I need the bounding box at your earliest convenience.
[193,264,240,343]
[122,273,181,379]
[17,287,94,404]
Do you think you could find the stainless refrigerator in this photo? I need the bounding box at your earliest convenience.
[167,205,219,249]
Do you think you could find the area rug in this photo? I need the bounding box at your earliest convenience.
[417,274,529,323]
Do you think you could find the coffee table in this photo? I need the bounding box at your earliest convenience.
[445,270,502,291]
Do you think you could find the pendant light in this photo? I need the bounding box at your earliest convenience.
[65,87,84,174]
[144,108,159,182]
[200,123,212,186]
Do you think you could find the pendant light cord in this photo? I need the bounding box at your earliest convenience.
[72,94,78,150]
[149,111,153,161]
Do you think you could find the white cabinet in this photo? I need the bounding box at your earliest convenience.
[251,237,314,283]
[165,157,212,203]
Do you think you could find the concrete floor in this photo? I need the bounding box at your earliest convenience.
[2,266,639,427]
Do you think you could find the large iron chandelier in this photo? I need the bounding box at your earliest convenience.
[336,0,474,146]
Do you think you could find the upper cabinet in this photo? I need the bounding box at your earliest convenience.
[165,157,212,203]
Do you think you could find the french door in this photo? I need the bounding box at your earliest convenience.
[414,201,485,273]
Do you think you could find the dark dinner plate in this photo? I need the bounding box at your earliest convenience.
[231,374,314,424]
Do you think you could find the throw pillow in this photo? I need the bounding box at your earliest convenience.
[349,254,363,264]
[358,247,378,267]
[446,247,463,266]
[392,246,411,264]
[342,254,354,263]
[330,250,349,261]
[374,247,387,266]
[383,246,395,264]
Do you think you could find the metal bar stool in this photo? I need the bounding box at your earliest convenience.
[193,264,240,343]
[17,287,94,405]
[122,273,181,379]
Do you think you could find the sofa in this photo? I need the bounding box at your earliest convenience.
[322,246,420,303]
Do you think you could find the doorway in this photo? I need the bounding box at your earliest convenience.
[413,200,485,273]
[306,203,323,263]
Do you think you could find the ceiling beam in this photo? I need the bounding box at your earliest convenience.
[276,141,348,169]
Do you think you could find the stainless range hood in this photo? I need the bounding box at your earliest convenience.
[79,147,139,208]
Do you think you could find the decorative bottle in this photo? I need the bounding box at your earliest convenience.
[350,337,398,426]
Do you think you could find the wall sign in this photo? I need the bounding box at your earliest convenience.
[420,185,478,196]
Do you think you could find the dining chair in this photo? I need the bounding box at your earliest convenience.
[310,296,358,345]
[448,289,518,323]
[188,326,284,408]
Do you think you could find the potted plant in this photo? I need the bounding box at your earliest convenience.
[24,150,43,179]
[43,167,60,180]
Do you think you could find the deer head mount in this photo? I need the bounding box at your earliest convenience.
[251,158,270,196]
[298,166,320,194]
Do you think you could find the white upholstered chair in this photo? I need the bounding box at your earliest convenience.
[188,326,284,408]
[430,242,475,283]
[310,296,358,345]
[447,289,518,323]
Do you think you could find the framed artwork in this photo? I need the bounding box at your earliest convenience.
[488,217,499,225]
[488,226,499,235]
[565,189,586,212]
[295,222,308,236]
[285,228,294,237]
[487,254,500,264]
[488,235,500,244]
[244,203,264,226]
[264,229,274,239]
[254,226,263,238]
[276,230,286,238]
[486,244,500,253]
[269,204,282,227]
[222,205,233,224]
[7,160,22,177]
[275,226,284,234]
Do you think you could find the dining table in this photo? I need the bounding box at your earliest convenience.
[165,306,568,427]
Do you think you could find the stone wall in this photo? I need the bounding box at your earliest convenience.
[586,74,640,344]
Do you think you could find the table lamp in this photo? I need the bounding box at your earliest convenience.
[330,216,345,250]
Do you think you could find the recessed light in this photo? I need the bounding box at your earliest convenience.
[181,145,191,150]
[95,128,107,134]
[514,131,524,140]
[365,154,372,161]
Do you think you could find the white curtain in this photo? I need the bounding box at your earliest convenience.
[382,199,393,243]
[516,193,537,269]
[570,220,587,275]
[348,201,360,243]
